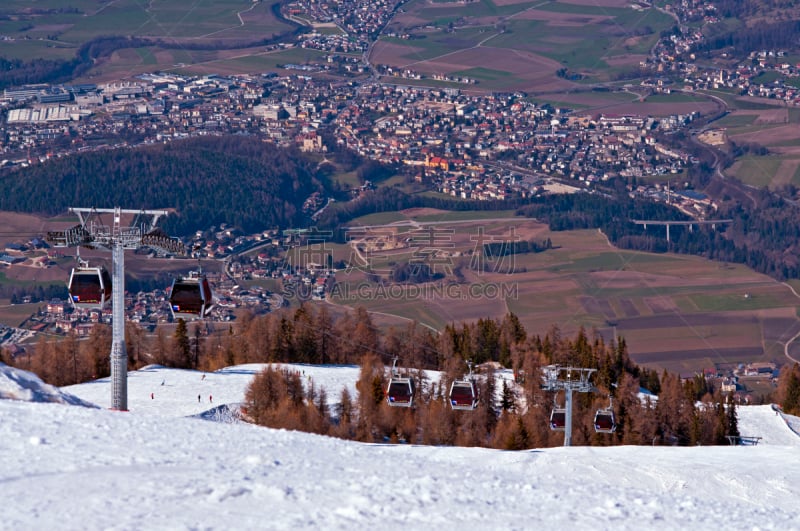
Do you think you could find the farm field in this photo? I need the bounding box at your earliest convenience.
[326,209,800,374]
[712,104,800,189]
[375,0,674,93]
[0,0,295,82]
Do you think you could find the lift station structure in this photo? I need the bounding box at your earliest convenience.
[542,365,597,447]
[47,207,184,411]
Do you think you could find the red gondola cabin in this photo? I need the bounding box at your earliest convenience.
[169,272,214,321]
[68,266,112,310]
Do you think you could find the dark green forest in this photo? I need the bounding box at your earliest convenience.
[697,19,800,56]
[0,136,333,236]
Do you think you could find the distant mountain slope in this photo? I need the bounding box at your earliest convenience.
[0,136,330,236]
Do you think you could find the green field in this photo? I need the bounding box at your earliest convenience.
[729,156,785,188]
[346,208,518,225]
[510,3,671,69]
[451,67,515,82]
[382,0,673,84]
[0,0,294,77]
[698,89,780,111]
[172,47,329,76]
[348,211,409,226]
[532,99,590,110]
[134,48,159,66]
[643,92,711,104]
[416,0,542,19]
[752,71,781,85]
[331,170,362,188]
[688,290,795,312]
[714,114,758,128]
[412,210,518,222]
[314,25,346,36]
[379,28,492,63]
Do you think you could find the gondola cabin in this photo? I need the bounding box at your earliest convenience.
[68,266,112,310]
[594,409,616,433]
[169,273,214,321]
[549,408,566,431]
[449,379,478,411]
[386,377,415,407]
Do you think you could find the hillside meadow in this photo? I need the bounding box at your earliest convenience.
[329,209,800,374]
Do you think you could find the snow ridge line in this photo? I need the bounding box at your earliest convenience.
[773,404,800,437]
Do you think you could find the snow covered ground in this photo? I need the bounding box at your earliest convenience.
[2,363,800,530]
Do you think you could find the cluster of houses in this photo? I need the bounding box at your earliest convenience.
[641,1,800,106]
[1,70,698,204]
[684,362,779,405]
[0,225,303,340]
[682,53,800,106]
[338,84,697,199]
[374,64,477,85]
[298,31,366,55]
[286,0,405,44]
[2,0,792,208]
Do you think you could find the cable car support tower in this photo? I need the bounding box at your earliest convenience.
[542,365,596,447]
[47,207,184,411]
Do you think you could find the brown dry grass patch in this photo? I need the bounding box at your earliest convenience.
[604,54,647,66]
[559,0,634,6]
[773,159,800,188]
[607,101,718,116]
[754,108,789,124]
[493,0,539,5]
[413,45,561,72]
[399,207,448,218]
[735,95,787,108]
[515,10,614,26]
[371,40,428,65]
[731,124,800,146]
[643,296,678,313]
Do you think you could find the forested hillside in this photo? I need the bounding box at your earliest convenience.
[0,136,333,236]
[516,188,800,281]
[2,306,748,448]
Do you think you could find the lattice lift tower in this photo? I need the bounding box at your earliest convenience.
[47,207,184,411]
[542,365,597,447]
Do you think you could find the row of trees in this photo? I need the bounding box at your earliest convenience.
[3,284,68,304]
[12,304,800,447]
[241,319,741,448]
[697,19,800,57]
[776,363,800,416]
